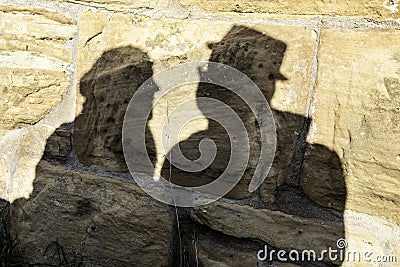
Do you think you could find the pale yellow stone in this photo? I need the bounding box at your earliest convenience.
[343,210,400,266]
[0,59,70,134]
[0,6,75,62]
[308,29,400,224]
[179,0,399,21]
[0,6,76,201]
[0,7,75,135]
[61,0,156,10]
[0,155,9,200]
[0,125,58,201]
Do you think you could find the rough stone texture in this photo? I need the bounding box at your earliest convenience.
[60,0,156,10]
[77,11,314,200]
[0,127,51,201]
[0,62,70,134]
[0,6,75,62]
[300,144,346,210]
[304,29,400,224]
[175,219,262,266]
[343,210,400,267]
[179,0,400,21]
[192,236,258,267]
[11,160,173,266]
[0,6,76,201]
[0,6,75,137]
[44,123,73,159]
[198,250,256,267]
[74,46,154,172]
[193,202,344,264]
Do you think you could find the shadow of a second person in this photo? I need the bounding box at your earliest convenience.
[160,26,347,266]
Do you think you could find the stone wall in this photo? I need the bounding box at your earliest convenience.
[0,0,399,266]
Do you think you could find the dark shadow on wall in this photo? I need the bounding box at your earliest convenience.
[160,26,347,266]
[1,47,166,266]
[73,47,157,171]
[0,28,347,266]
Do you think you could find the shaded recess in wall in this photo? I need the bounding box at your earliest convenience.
[1,26,347,266]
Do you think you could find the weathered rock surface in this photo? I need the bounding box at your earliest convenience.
[0,6,75,138]
[2,2,400,266]
[175,219,261,266]
[304,29,400,224]
[198,250,256,267]
[343,210,400,267]
[11,160,173,266]
[0,6,76,201]
[0,62,70,134]
[193,202,344,264]
[0,6,75,62]
[60,0,156,10]
[0,127,50,201]
[74,46,154,172]
[179,0,400,21]
[300,144,346,210]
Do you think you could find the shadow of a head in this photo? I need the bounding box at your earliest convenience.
[162,26,291,198]
[73,46,156,172]
[200,25,287,104]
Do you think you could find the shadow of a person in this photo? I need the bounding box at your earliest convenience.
[73,46,157,171]
[160,26,346,266]
[6,46,163,265]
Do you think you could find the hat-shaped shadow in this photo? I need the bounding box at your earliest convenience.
[161,25,346,266]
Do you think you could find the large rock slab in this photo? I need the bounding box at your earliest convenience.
[11,160,173,266]
[193,202,344,264]
[175,219,261,266]
[76,12,314,200]
[303,29,400,224]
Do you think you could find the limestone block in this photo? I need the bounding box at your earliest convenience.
[60,0,156,10]
[303,29,400,223]
[0,6,76,201]
[343,210,400,267]
[179,0,400,21]
[11,161,173,266]
[0,58,70,135]
[194,202,344,264]
[0,6,75,135]
[0,6,75,62]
